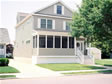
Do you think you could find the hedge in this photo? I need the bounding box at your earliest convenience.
[0,58,9,66]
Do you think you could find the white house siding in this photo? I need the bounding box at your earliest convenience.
[14,17,33,58]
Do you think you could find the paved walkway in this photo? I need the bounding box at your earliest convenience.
[5,59,62,78]
[0,59,112,79]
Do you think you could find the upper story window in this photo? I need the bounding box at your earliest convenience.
[66,22,70,31]
[57,5,62,14]
[41,19,52,29]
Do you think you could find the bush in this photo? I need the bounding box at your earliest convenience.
[0,58,9,66]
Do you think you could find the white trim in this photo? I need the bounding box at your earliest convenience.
[33,14,72,20]
[38,18,40,28]
[62,6,64,15]
[54,5,56,14]
[67,36,69,49]
[63,21,66,30]
[53,19,55,29]
[53,35,55,48]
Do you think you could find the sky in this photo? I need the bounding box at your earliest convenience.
[0,0,82,44]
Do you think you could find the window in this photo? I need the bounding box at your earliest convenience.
[40,19,52,29]
[39,35,46,48]
[69,37,74,48]
[66,22,70,31]
[57,5,62,14]
[0,45,4,49]
[47,36,53,48]
[47,20,52,29]
[55,36,60,48]
[41,19,46,28]
[62,36,67,48]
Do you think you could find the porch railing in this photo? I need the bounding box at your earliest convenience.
[76,48,84,64]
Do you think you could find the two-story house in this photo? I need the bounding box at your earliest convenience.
[14,1,94,64]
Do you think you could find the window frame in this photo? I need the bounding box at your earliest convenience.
[57,5,62,14]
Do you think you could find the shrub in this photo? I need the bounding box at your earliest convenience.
[0,58,9,66]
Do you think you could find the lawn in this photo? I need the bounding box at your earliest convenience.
[0,66,19,73]
[37,64,105,71]
[63,70,112,75]
[95,59,112,67]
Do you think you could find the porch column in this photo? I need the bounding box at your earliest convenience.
[45,35,47,48]
[60,36,62,48]
[74,37,76,56]
[4,44,6,58]
[53,35,55,48]
[37,35,39,55]
[67,36,69,49]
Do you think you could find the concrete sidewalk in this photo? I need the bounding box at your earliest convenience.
[7,59,62,78]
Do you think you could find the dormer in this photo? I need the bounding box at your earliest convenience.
[34,1,73,18]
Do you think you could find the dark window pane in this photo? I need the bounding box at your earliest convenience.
[41,19,46,28]
[0,45,4,49]
[39,35,46,48]
[47,36,53,48]
[57,5,62,14]
[55,36,60,48]
[47,20,52,29]
[62,36,67,48]
[69,37,74,48]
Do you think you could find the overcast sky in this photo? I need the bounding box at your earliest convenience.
[0,0,82,43]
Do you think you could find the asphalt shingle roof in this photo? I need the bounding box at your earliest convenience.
[0,28,10,44]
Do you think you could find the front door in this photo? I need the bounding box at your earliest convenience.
[76,41,84,54]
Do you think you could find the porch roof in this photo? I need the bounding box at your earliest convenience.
[0,28,10,44]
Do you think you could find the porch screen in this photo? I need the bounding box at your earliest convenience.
[69,37,74,48]
[39,35,46,48]
[47,36,53,48]
[62,36,67,48]
[55,36,60,48]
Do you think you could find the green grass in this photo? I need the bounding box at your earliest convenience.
[63,70,112,75]
[37,64,105,71]
[95,59,112,67]
[0,75,16,78]
[0,66,19,73]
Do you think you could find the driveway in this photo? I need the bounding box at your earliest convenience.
[1,74,112,84]
[9,59,62,78]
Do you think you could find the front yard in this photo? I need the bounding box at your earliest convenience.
[37,64,105,71]
[0,66,19,73]
[95,59,112,67]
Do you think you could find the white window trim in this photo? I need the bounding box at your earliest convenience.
[62,6,64,15]
[38,18,40,28]
[40,18,54,29]
[54,5,56,14]
[63,21,66,30]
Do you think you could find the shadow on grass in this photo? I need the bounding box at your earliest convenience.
[97,70,112,74]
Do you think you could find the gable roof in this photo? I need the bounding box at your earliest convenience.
[0,28,10,44]
[33,1,73,14]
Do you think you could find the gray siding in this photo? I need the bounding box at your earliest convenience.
[36,2,72,18]
[33,15,71,32]
[39,48,75,56]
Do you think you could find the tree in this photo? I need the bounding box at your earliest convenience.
[71,0,112,58]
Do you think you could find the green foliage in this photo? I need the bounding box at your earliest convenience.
[0,58,9,66]
[71,0,112,57]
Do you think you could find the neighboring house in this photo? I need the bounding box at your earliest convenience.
[14,1,95,64]
[0,28,10,58]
